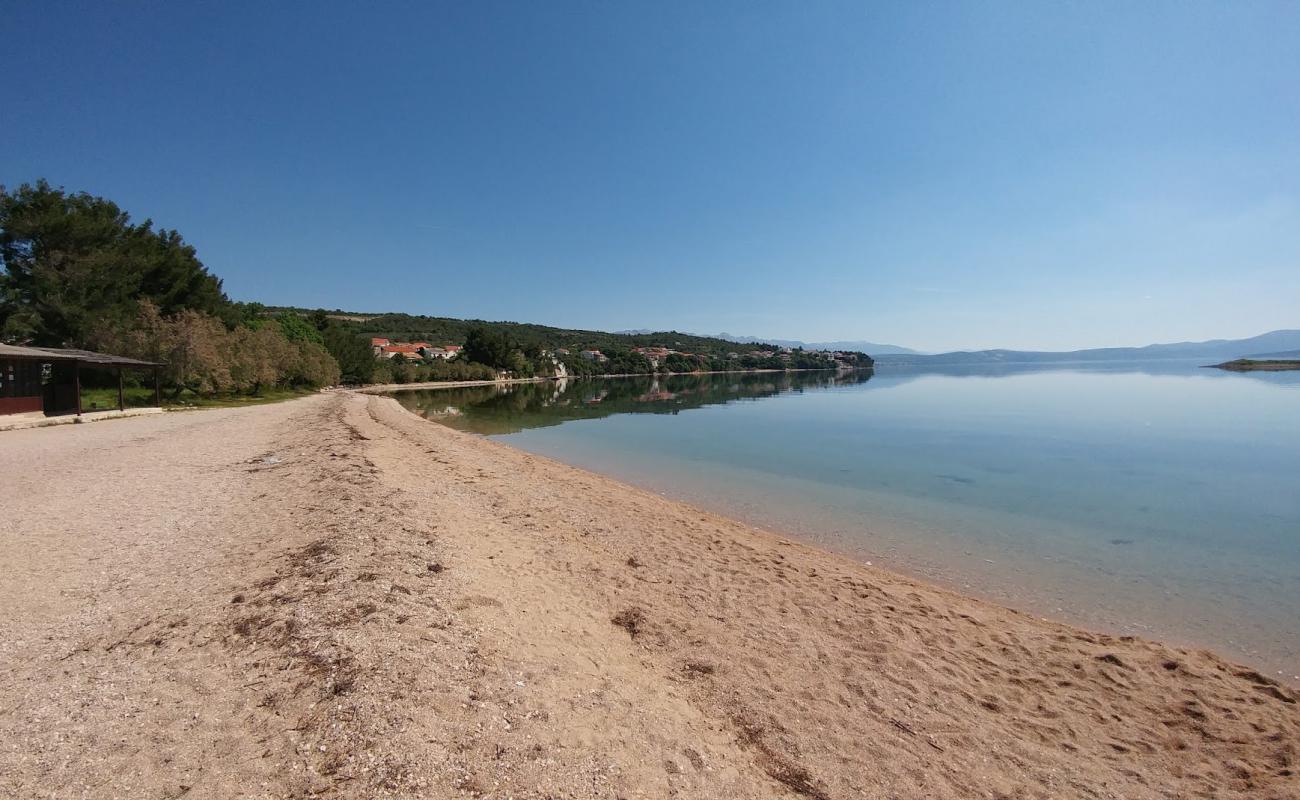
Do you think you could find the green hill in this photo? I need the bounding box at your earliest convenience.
[268,307,874,373]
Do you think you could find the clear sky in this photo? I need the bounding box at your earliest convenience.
[4,1,1297,351]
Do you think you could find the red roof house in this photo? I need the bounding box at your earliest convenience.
[380,344,423,360]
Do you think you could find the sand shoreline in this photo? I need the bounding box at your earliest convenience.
[2,393,1297,798]
[385,382,1296,678]
[500,451,1298,682]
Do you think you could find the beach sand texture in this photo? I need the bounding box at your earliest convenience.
[1,392,1296,799]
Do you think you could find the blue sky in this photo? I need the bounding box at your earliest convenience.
[4,1,1297,351]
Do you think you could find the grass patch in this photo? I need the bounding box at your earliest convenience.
[80,385,314,411]
[79,386,161,411]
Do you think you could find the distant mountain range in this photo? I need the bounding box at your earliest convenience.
[617,329,1300,362]
[1247,349,1300,360]
[314,316,1297,365]
[617,331,921,355]
[871,330,1300,366]
[610,332,918,355]
[710,334,924,355]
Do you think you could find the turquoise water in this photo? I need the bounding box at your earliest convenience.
[389,365,1300,677]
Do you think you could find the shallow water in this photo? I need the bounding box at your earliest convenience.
[388,364,1300,677]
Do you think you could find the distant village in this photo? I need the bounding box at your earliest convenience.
[372,338,463,361]
[626,345,864,369]
[372,337,863,371]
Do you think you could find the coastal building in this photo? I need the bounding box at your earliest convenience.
[580,350,607,362]
[373,340,465,361]
[631,346,674,367]
[0,343,163,419]
[425,345,461,360]
[380,344,423,360]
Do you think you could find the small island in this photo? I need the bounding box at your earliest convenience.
[1209,358,1300,372]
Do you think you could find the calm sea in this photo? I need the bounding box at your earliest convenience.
[388,364,1300,678]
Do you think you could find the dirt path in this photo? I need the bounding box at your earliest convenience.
[1,393,1296,798]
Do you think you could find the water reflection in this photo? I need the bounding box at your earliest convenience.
[384,362,1300,674]
[873,358,1300,387]
[390,370,874,434]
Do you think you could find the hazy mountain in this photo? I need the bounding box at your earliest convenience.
[805,340,925,355]
[613,330,920,355]
[1246,349,1300,359]
[709,333,923,355]
[871,330,1300,366]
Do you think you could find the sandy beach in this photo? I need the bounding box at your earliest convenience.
[2,392,1296,799]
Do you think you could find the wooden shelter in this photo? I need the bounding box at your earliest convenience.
[0,344,163,417]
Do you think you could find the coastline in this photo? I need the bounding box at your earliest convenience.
[357,366,857,395]
[2,392,1295,798]
[491,440,1300,678]
[380,371,1300,676]
[1208,359,1300,372]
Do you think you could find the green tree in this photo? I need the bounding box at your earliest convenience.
[226,325,293,394]
[322,324,377,384]
[663,353,700,373]
[231,301,268,328]
[0,180,230,346]
[115,300,232,398]
[288,340,342,387]
[462,325,515,369]
[276,312,325,344]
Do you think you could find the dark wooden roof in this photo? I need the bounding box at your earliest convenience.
[0,343,163,367]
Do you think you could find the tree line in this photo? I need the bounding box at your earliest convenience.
[304,310,817,361]
[0,181,341,398]
[1,180,872,400]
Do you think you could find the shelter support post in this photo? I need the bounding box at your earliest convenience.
[74,362,82,416]
[154,367,161,407]
[118,367,125,411]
